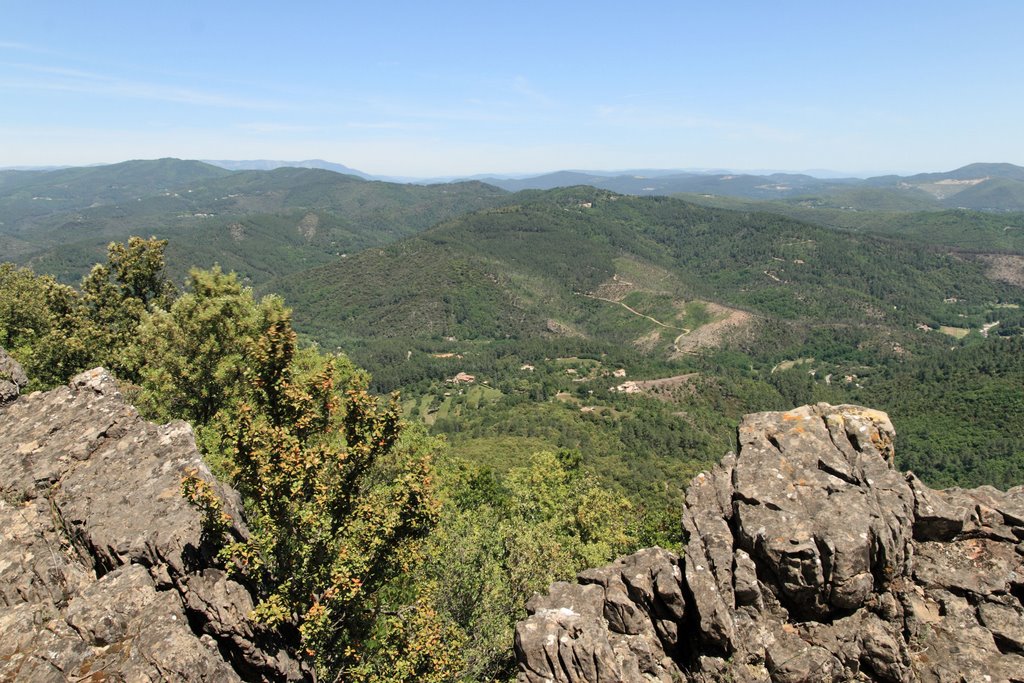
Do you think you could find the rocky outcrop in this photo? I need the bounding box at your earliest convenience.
[0,366,309,681]
[0,347,27,404]
[516,403,1024,683]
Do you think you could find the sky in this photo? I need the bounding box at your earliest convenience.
[2,1,1022,177]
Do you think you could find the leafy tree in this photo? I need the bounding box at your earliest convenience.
[181,295,452,680]
[0,237,175,387]
[421,450,639,681]
[0,263,90,387]
[78,236,175,381]
[135,266,260,425]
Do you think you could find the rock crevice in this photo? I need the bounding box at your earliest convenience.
[516,403,1024,682]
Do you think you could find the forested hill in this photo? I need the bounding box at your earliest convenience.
[676,195,1024,255]
[269,187,1020,352]
[0,158,509,285]
[265,187,1023,492]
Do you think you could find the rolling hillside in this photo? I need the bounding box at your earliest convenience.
[271,187,1021,351]
[264,187,1024,492]
[0,159,509,284]
[4,162,1023,491]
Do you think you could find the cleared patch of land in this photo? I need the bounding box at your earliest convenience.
[614,373,700,401]
[938,326,971,339]
[771,358,814,374]
[978,254,1024,287]
[672,302,753,355]
[583,292,687,331]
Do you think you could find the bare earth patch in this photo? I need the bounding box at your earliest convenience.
[633,329,662,353]
[614,373,700,401]
[592,274,637,302]
[631,373,699,391]
[939,325,970,339]
[977,254,1024,287]
[672,302,753,355]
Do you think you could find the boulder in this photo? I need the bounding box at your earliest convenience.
[517,548,687,683]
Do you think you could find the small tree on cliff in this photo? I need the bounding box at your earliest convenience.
[178,287,458,680]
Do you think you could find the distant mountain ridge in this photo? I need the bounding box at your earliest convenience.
[5,157,1024,298]
[203,158,372,178]
[476,163,1024,211]
[8,158,1024,210]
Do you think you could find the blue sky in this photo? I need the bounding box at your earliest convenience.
[2,1,1022,176]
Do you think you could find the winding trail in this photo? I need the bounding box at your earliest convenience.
[581,293,690,333]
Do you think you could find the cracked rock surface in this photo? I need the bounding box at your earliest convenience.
[0,364,308,682]
[0,346,27,404]
[515,403,1024,683]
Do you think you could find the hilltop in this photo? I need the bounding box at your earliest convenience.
[517,403,1024,682]
[5,365,1022,682]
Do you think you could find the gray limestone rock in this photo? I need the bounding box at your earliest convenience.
[0,368,308,682]
[731,404,915,620]
[518,549,687,683]
[515,403,1024,683]
[0,346,27,403]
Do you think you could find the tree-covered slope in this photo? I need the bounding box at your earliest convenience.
[940,177,1024,211]
[264,188,1024,493]
[1,159,509,285]
[676,193,1024,254]
[271,188,1021,350]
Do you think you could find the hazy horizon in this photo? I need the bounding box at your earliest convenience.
[3,2,1022,176]
[1,156,973,181]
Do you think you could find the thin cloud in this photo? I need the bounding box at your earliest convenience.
[0,61,290,110]
[0,41,56,54]
[510,76,556,107]
[236,122,324,134]
[0,77,286,109]
[344,121,431,131]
